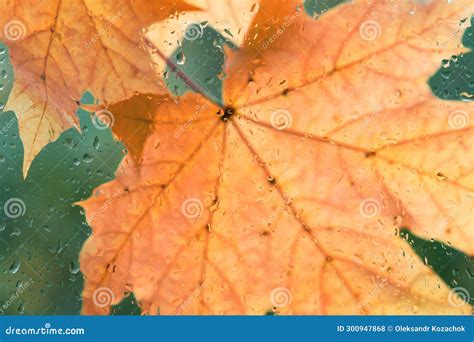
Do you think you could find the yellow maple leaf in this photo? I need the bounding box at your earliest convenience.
[0,0,198,172]
[80,0,473,314]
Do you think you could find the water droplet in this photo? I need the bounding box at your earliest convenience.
[69,260,80,274]
[176,51,186,65]
[93,136,100,149]
[9,260,20,274]
[63,138,74,150]
[82,153,93,163]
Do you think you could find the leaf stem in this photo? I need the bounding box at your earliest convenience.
[143,35,224,109]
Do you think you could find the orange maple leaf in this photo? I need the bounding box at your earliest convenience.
[0,0,198,171]
[80,0,474,314]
